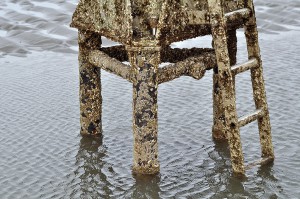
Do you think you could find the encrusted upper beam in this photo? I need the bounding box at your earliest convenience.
[71,0,246,45]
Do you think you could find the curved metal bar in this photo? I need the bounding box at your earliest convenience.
[158,52,216,84]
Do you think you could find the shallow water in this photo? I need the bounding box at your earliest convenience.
[0,0,300,198]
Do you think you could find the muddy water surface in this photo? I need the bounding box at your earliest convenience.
[0,0,300,198]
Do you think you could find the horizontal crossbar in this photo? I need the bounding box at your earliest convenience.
[238,108,265,127]
[100,45,214,64]
[89,48,217,84]
[231,58,258,76]
[89,50,134,83]
[225,8,251,24]
[158,52,216,84]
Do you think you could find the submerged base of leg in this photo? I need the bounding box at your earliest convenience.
[212,73,227,141]
[78,30,102,136]
[128,46,160,175]
[212,128,227,140]
[132,164,160,175]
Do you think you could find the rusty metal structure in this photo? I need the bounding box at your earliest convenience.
[71,0,274,175]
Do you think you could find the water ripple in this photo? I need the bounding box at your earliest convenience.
[0,0,300,198]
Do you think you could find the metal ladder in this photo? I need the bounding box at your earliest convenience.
[208,0,275,175]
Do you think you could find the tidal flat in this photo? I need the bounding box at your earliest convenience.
[0,0,300,198]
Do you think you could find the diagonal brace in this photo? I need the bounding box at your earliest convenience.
[89,50,134,83]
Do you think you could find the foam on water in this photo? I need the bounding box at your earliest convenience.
[0,0,300,198]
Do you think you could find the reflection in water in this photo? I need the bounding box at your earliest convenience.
[0,0,299,197]
[71,136,279,198]
[73,136,161,198]
[75,136,113,198]
[208,141,279,199]
[131,175,161,199]
[210,141,248,198]
[198,141,243,198]
[255,164,280,199]
[257,163,276,181]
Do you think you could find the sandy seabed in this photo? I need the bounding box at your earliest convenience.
[0,0,300,198]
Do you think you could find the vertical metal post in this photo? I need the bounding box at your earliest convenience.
[212,72,227,140]
[78,30,102,136]
[127,46,160,174]
[208,0,245,174]
[212,28,237,140]
[244,1,274,159]
[227,29,237,66]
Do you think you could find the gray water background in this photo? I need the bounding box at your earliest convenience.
[0,0,300,198]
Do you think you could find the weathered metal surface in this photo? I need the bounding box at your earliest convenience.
[158,52,216,84]
[127,46,160,174]
[212,28,237,140]
[100,45,128,62]
[238,108,265,127]
[131,0,162,39]
[156,0,245,45]
[225,8,251,27]
[88,45,219,83]
[208,0,245,175]
[227,29,237,66]
[160,47,213,63]
[231,58,258,76]
[71,0,246,45]
[99,46,214,64]
[71,0,274,176]
[78,30,102,136]
[71,0,133,44]
[89,50,134,83]
[245,0,274,159]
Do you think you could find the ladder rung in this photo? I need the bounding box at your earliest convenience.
[225,8,251,24]
[238,108,264,127]
[231,58,258,76]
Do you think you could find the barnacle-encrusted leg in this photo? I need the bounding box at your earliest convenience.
[212,72,227,140]
[212,28,237,140]
[127,46,160,175]
[209,0,245,175]
[78,30,102,136]
[245,0,274,160]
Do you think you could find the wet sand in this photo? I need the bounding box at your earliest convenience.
[0,0,300,198]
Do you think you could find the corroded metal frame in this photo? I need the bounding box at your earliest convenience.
[72,0,275,176]
[78,30,102,136]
